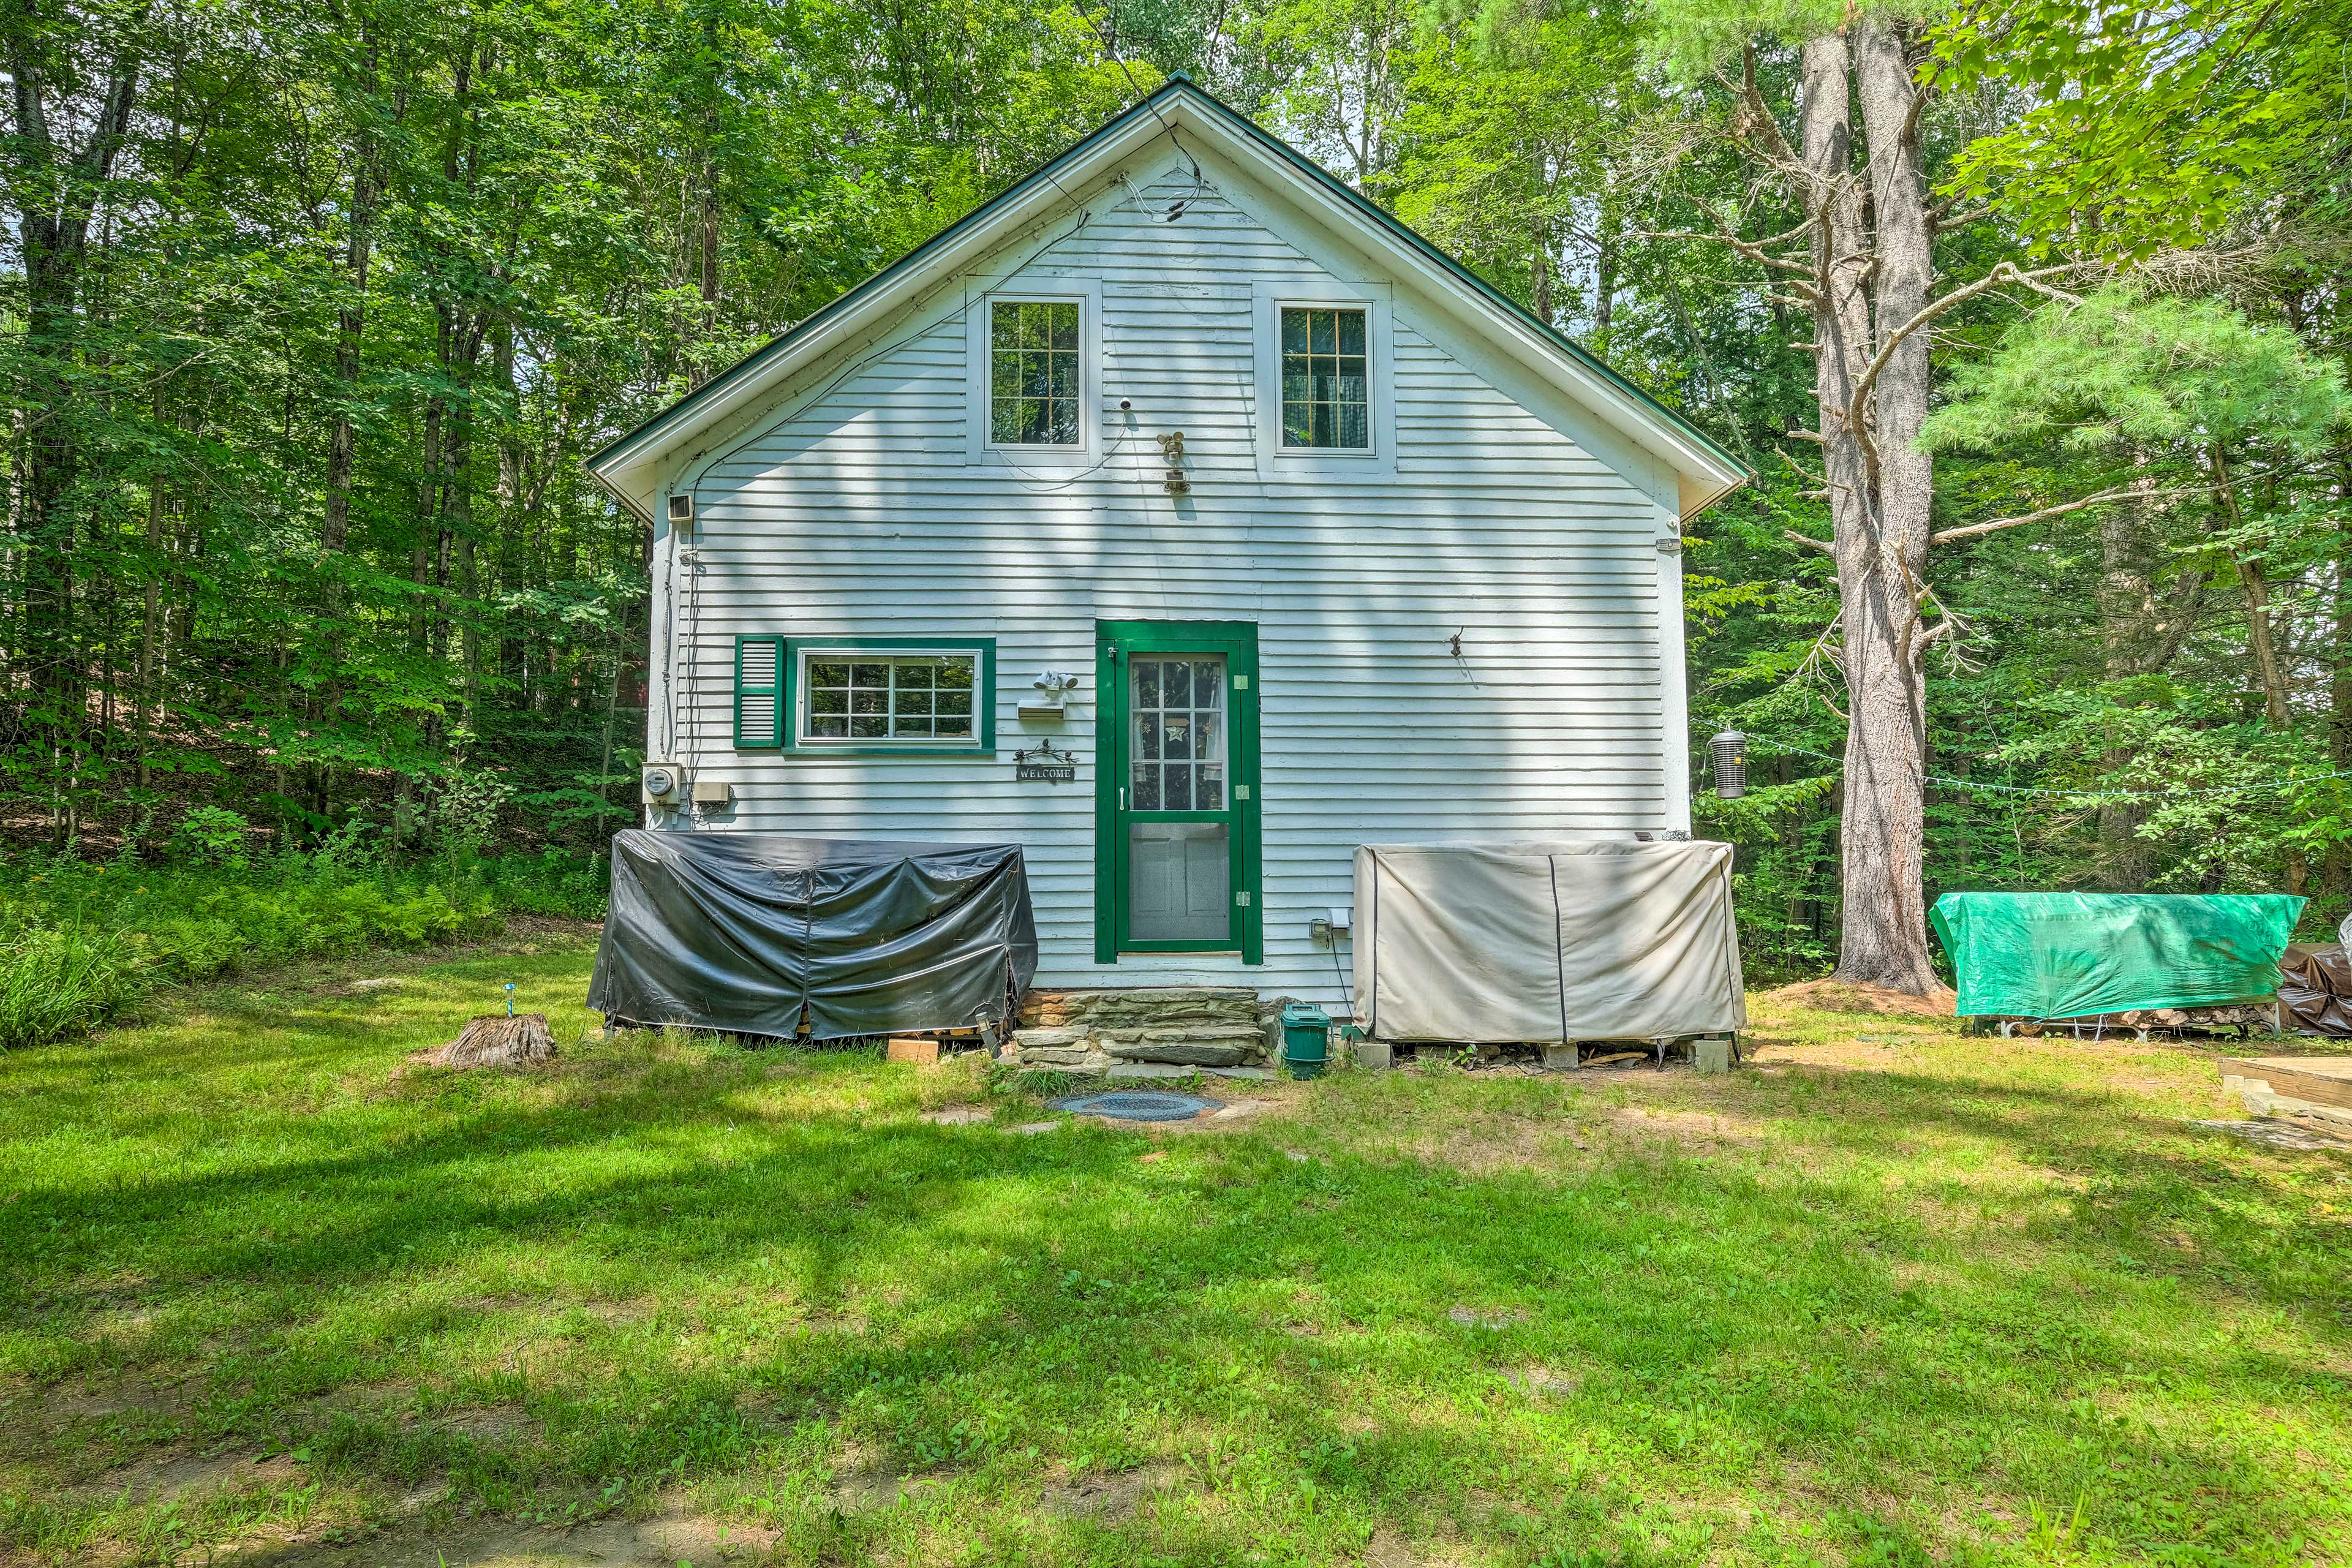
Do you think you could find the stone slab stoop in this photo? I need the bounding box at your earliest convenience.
[1006,988,1284,1073]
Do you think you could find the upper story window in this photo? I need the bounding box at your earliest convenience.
[1280,307,1369,449]
[967,283,1098,466]
[990,300,1081,446]
[1252,282,1394,478]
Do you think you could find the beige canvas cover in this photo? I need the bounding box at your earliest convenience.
[1352,841,1746,1042]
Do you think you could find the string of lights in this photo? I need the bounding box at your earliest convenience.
[1723,735,2352,802]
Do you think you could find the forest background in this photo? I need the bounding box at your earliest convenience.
[5,0,2349,984]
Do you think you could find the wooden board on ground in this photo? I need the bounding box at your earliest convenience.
[2219,1057,2352,1112]
[887,1036,941,1066]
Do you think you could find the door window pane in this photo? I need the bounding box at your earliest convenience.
[1131,655,1226,812]
[1279,306,1370,450]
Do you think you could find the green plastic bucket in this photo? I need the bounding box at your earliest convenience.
[1281,1004,1332,1080]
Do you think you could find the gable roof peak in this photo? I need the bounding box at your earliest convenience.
[588,74,1748,521]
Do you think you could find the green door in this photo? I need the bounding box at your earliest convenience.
[1095,621,1262,963]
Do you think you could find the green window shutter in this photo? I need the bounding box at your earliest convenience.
[735,636,783,747]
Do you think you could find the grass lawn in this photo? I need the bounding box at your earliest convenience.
[2,931,2348,1567]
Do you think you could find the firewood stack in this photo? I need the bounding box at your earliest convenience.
[2003,1003,2276,1040]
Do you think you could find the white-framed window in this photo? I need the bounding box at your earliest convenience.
[1278,306,1370,449]
[966,278,1101,467]
[1252,279,1395,479]
[989,300,1082,445]
[782,638,995,754]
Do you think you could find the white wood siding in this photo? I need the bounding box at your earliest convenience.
[642,145,1689,1009]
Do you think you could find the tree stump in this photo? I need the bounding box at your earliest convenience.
[437,1012,557,1068]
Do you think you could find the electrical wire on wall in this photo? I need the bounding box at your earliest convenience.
[1328,933,1352,1019]
[682,530,703,823]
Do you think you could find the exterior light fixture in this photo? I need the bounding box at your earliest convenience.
[1158,430,1189,496]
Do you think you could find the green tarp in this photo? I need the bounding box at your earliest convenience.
[1929,892,2305,1019]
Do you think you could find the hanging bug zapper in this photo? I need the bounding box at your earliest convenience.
[1709,731,1749,798]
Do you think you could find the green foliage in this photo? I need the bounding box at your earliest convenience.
[0,927,140,1052]
[1937,0,2350,258]
[1922,288,2351,458]
[166,807,255,869]
[1641,0,1923,77]
[0,0,1143,848]
[0,846,606,1050]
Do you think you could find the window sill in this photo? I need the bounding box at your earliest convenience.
[1115,944,1246,957]
[780,745,997,758]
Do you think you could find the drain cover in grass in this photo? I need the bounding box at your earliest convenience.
[1046,1090,1222,1122]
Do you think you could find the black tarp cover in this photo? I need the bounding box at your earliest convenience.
[588,831,1038,1041]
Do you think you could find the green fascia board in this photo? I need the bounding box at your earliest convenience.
[587,77,1747,489]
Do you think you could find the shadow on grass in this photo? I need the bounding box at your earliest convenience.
[2,991,2346,1566]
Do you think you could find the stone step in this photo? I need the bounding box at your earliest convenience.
[1017,1046,1108,1068]
[1105,1035,1261,1067]
[1023,987,1262,1030]
[1014,1059,1107,1079]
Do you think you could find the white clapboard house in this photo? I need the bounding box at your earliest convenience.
[586,76,1747,1010]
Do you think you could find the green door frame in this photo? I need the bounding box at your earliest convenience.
[1094,620,1262,964]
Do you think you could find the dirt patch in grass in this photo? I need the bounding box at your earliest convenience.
[1379,1112,1593,1176]
[235,1491,775,1567]
[1757,978,1956,1017]
[1604,1103,1768,1153]
[1502,1363,1581,1397]
[432,1403,534,1442]
[67,1447,298,1505]
[823,1457,953,1513]
[36,1371,194,1430]
[1038,1460,1188,1519]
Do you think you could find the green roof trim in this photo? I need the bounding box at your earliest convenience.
[589,78,1750,487]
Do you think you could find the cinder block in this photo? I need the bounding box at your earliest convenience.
[1353,1039,1393,1071]
[887,1036,940,1066]
[1541,1045,1578,1072]
[1692,1037,1732,1075]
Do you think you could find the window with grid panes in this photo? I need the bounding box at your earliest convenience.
[989,300,1081,445]
[801,652,978,744]
[1280,306,1369,448]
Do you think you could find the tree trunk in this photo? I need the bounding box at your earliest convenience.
[2327,450,2352,899]
[2095,478,2152,888]
[2214,447,2291,728]
[135,383,165,793]
[321,51,377,744]
[7,32,141,783]
[1591,184,1619,350]
[1806,21,1942,993]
